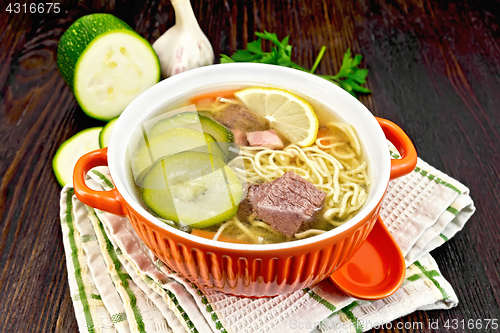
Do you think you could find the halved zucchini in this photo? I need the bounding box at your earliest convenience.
[57,13,160,121]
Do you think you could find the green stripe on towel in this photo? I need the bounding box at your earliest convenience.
[414,261,449,300]
[407,274,422,282]
[65,189,96,333]
[304,288,337,312]
[340,301,363,333]
[92,209,147,333]
[90,169,201,333]
[81,234,98,243]
[165,289,199,333]
[90,293,102,300]
[446,206,459,215]
[414,167,461,194]
[195,285,228,333]
[390,151,401,159]
[111,312,128,324]
[391,152,461,194]
[91,170,114,189]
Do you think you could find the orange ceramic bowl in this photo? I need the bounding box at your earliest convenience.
[73,63,417,297]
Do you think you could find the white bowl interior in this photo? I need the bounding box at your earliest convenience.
[108,63,391,250]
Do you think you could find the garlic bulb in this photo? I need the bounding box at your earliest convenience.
[153,0,214,77]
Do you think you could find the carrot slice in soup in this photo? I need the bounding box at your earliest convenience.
[189,89,238,104]
[191,229,250,244]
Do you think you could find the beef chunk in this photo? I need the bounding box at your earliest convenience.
[246,130,284,149]
[247,171,326,237]
[214,104,269,132]
[236,196,253,222]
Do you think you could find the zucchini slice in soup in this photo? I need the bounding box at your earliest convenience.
[149,112,234,143]
[131,127,225,183]
[142,151,243,228]
[149,112,237,160]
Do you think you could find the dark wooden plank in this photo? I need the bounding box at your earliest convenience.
[341,0,500,331]
[0,0,498,332]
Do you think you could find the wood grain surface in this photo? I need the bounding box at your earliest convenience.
[1,0,499,332]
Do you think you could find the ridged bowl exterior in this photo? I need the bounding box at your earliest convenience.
[125,198,382,297]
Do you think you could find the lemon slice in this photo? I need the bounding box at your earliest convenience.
[234,87,319,147]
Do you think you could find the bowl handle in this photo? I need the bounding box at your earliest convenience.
[330,216,406,300]
[73,147,126,216]
[376,117,417,180]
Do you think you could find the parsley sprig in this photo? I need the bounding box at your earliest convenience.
[220,31,370,98]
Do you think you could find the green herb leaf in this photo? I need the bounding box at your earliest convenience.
[259,53,277,64]
[349,80,371,93]
[256,31,281,47]
[230,50,255,62]
[220,54,235,63]
[350,68,369,84]
[247,40,263,55]
[220,32,370,98]
[281,35,290,48]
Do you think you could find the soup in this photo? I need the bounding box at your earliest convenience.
[127,87,370,244]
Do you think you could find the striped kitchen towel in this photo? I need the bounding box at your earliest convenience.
[59,157,475,333]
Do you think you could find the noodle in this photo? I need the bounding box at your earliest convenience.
[232,217,261,243]
[227,122,370,236]
[294,229,327,239]
[212,219,233,241]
